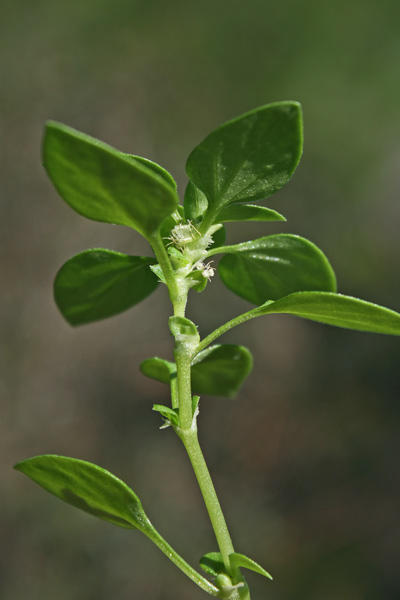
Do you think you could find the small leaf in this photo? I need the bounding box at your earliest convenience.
[153,404,180,427]
[14,455,152,532]
[218,204,286,223]
[218,234,336,305]
[200,552,227,576]
[140,357,176,385]
[186,102,303,224]
[169,316,200,344]
[43,122,179,238]
[257,291,400,335]
[191,344,253,397]
[54,250,158,326]
[229,553,273,580]
[184,181,208,222]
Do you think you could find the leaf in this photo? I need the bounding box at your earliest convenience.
[43,121,179,239]
[257,291,400,335]
[126,154,177,191]
[218,204,286,223]
[229,553,272,580]
[186,102,303,224]
[54,249,158,326]
[200,552,227,576]
[184,181,208,222]
[152,404,180,427]
[191,344,253,397]
[169,316,200,344]
[14,455,152,532]
[140,357,176,385]
[140,345,253,397]
[218,234,337,305]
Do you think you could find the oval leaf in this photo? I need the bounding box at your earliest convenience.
[230,553,273,580]
[191,344,253,397]
[218,234,337,305]
[186,102,303,224]
[140,357,176,385]
[54,250,158,326]
[218,204,286,223]
[258,291,400,335]
[14,455,152,532]
[43,121,179,238]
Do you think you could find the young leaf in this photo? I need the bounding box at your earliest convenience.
[229,553,273,580]
[186,102,303,225]
[153,404,180,427]
[218,234,336,305]
[257,291,400,335]
[169,316,200,344]
[184,181,208,222]
[14,455,153,532]
[218,204,286,223]
[199,552,227,576]
[140,345,253,397]
[43,122,179,239]
[54,250,158,326]
[140,357,176,385]
[191,344,253,397]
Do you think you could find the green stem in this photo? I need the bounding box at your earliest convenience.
[149,231,187,316]
[194,306,267,357]
[180,429,235,572]
[144,525,219,596]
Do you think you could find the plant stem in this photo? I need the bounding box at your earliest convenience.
[180,429,235,572]
[194,305,268,356]
[144,526,219,596]
[149,231,187,316]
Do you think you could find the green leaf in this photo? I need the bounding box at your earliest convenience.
[257,291,400,335]
[184,181,208,222]
[140,357,176,385]
[169,316,200,344]
[186,102,303,224]
[54,249,158,326]
[200,552,227,576]
[218,204,285,223]
[191,344,253,397]
[140,345,253,397]
[152,404,180,427]
[43,121,179,239]
[229,553,273,580]
[126,154,177,191]
[218,234,336,305]
[14,455,152,532]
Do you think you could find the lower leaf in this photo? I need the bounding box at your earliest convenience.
[14,455,153,532]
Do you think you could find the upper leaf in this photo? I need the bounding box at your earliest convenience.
[14,455,153,532]
[43,122,179,239]
[218,234,337,305]
[184,181,208,222]
[257,291,400,335]
[186,102,303,224]
[54,249,158,326]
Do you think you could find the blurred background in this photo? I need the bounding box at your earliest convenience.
[1,1,399,598]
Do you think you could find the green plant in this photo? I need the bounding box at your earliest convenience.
[15,102,400,599]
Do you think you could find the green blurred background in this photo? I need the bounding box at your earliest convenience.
[1,1,399,598]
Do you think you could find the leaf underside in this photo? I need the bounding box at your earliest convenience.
[14,455,151,531]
